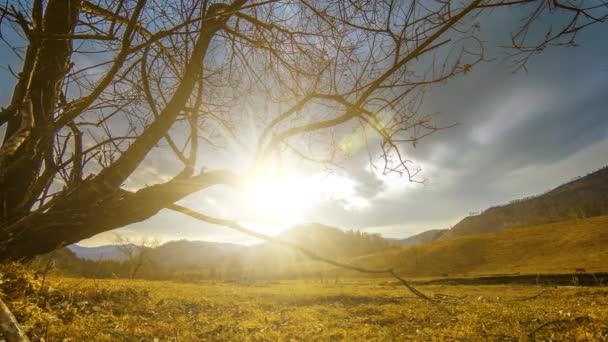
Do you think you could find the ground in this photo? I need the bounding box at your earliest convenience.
[2,266,607,342]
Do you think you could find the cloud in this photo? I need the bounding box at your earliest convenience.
[294,20,608,239]
[469,85,554,145]
[93,36,608,242]
[9,7,607,245]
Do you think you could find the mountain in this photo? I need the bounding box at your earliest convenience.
[68,244,139,261]
[269,223,391,258]
[147,240,246,269]
[353,215,608,277]
[439,166,608,240]
[388,229,447,246]
[44,215,608,279]
[57,223,394,279]
[57,165,608,279]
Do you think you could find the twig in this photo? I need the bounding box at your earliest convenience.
[528,316,590,339]
[0,297,29,342]
[433,293,467,303]
[167,203,452,314]
[517,289,545,301]
[37,247,58,295]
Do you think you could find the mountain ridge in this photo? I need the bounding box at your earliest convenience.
[438,165,608,240]
[62,165,608,279]
[69,223,391,265]
[388,229,448,246]
[67,244,138,261]
[352,215,608,277]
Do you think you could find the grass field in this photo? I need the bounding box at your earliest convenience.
[3,265,607,341]
[3,215,608,341]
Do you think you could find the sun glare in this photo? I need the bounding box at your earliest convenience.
[243,164,369,230]
[244,173,318,226]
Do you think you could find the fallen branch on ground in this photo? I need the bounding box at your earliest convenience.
[528,316,590,339]
[168,203,451,314]
[433,293,467,303]
[0,296,29,342]
[517,289,545,301]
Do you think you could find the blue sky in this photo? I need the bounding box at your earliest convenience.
[1,3,607,246]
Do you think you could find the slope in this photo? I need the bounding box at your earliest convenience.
[68,244,138,261]
[354,215,608,278]
[388,229,447,246]
[439,166,608,240]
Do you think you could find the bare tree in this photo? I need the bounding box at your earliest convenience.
[113,234,158,279]
[0,0,606,261]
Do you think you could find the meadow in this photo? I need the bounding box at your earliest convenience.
[2,264,607,341]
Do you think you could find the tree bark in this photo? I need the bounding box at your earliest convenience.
[0,170,238,261]
[0,0,81,221]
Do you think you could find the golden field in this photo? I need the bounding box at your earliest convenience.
[355,216,608,278]
[2,264,607,341]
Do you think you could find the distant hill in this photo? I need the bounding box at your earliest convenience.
[59,223,392,279]
[354,215,608,277]
[439,166,608,240]
[68,244,139,261]
[54,165,608,280]
[145,216,608,279]
[41,216,608,280]
[388,229,447,246]
[266,223,391,258]
[147,240,245,269]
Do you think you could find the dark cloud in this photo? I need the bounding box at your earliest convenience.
[305,19,608,238]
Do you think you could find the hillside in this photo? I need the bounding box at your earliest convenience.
[439,166,608,240]
[388,229,447,246]
[67,244,138,261]
[53,216,608,280]
[264,223,390,258]
[39,216,608,280]
[63,223,392,279]
[148,240,245,267]
[354,215,608,277]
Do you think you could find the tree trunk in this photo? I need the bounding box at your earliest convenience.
[0,0,81,222]
[0,170,234,261]
[0,186,161,260]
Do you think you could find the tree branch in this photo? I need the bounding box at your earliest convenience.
[0,297,29,342]
[167,203,448,313]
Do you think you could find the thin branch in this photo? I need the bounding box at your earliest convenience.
[528,316,590,338]
[167,203,450,313]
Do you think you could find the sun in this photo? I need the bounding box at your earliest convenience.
[242,163,370,229]
[243,170,319,226]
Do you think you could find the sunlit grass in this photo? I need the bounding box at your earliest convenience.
[5,268,606,341]
[353,215,608,278]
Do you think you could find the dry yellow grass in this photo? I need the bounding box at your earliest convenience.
[354,215,608,277]
[1,263,607,341]
[2,217,608,340]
